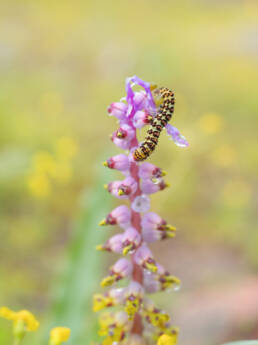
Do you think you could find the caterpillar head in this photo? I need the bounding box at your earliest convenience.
[151,87,165,107]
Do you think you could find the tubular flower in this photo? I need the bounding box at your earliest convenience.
[94,76,188,345]
[49,327,71,345]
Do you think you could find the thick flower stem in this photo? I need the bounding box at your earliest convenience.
[129,136,144,335]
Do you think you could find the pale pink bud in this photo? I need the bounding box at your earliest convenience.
[141,179,169,194]
[126,281,144,298]
[133,91,148,109]
[100,205,131,229]
[112,124,135,150]
[104,154,130,171]
[107,102,128,120]
[109,287,126,304]
[142,212,165,230]
[134,244,158,273]
[101,258,133,287]
[112,258,133,278]
[143,271,160,293]
[107,177,137,199]
[142,212,176,242]
[99,234,123,253]
[121,227,141,255]
[139,162,165,180]
[133,110,152,129]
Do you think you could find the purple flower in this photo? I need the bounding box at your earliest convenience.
[112,124,135,150]
[133,110,153,129]
[104,154,130,171]
[107,177,138,199]
[97,234,123,254]
[101,258,133,287]
[134,244,158,273]
[96,76,188,345]
[139,162,166,181]
[99,205,131,229]
[107,101,128,120]
[141,178,169,194]
[121,227,141,255]
[166,124,189,147]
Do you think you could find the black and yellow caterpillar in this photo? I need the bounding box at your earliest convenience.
[133,87,175,161]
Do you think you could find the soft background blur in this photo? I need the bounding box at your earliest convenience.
[0,1,258,345]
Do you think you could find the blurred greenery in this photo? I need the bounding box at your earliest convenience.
[224,340,258,345]
[43,164,112,345]
[0,1,258,345]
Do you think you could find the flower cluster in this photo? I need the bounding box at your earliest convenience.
[94,76,188,345]
[0,306,70,345]
[27,136,78,198]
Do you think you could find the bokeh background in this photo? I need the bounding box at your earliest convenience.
[0,1,258,345]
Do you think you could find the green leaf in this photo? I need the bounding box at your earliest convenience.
[42,162,113,345]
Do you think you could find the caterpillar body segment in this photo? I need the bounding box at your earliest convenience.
[133,87,175,161]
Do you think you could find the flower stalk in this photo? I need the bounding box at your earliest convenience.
[94,76,188,345]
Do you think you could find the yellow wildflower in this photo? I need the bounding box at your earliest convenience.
[27,173,50,198]
[33,151,57,175]
[199,113,223,134]
[157,334,177,345]
[0,306,39,331]
[93,294,114,312]
[49,327,71,345]
[55,137,78,161]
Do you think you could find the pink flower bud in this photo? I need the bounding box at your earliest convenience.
[141,179,169,194]
[104,154,130,171]
[133,91,148,110]
[133,110,152,129]
[134,244,158,273]
[143,271,160,293]
[99,234,123,253]
[100,205,131,229]
[142,213,176,242]
[112,124,135,150]
[112,258,133,278]
[101,258,133,287]
[121,227,141,255]
[107,177,137,199]
[107,102,128,120]
[139,162,165,180]
[142,212,164,230]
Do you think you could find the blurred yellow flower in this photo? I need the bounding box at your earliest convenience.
[33,151,57,175]
[157,334,177,345]
[0,306,39,331]
[49,327,71,345]
[55,137,78,161]
[211,144,236,167]
[27,173,51,198]
[199,113,224,134]
[221,178,251,208]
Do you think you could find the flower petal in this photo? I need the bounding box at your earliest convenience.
[165,124,189,147]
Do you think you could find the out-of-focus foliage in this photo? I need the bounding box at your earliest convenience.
[0,1,258,345]
[224,340,258,345]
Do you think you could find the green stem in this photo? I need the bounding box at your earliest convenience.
[13,338,22,345]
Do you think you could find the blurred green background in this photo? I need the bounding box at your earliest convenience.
[0,0,258,345]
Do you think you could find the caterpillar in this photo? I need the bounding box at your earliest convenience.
[133,87,175,161]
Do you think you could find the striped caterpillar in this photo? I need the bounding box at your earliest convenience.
[133,87,175,161]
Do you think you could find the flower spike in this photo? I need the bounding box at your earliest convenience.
[95,76,188,345]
